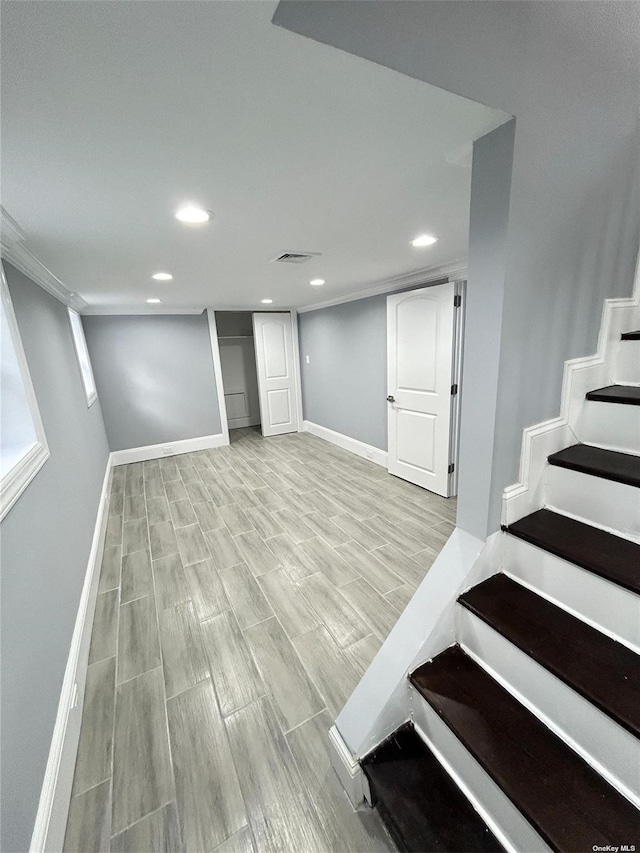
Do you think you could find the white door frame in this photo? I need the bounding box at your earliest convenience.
[449,280,466,496]
[206,308,230,446]
[289,308,304,432]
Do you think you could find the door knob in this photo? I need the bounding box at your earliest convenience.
[387,395,395,403]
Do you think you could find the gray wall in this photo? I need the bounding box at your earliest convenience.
[274,0,640,536]
[457,121,515,537]
[298,294,388,449]
[83,312,222,451]
[1,264,110,853]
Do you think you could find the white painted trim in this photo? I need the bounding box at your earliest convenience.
[0,263,51,520]
[30,457,113,853]
[206,308,230,446]
[290,309,305,432]
[67,308,98,408]
[296,260,467,313]
[302,420,388,467]
[111,433,228,466]
[1,206,86,312]
[328,725,366,808]
[502,278,640,526]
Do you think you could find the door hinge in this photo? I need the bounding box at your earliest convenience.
[451,384,458,396]
[454,294,462,307]
[448,463,455,474]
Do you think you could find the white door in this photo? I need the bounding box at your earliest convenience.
[252,312,300,437]
[387,283,456,497]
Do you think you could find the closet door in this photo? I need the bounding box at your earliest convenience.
[252,313,299,436]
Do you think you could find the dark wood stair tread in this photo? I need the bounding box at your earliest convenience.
[586,384,640,405]
[459,574,640,736]
[410,647,640,852]
[621,330,640,340]
[507,508,640,594]
[548,443,640,487]
[362,723,503,852]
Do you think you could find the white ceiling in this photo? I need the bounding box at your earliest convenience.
[1,1,507,312]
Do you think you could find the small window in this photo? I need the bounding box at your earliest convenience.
[0,263,50,520]
[68,308,97,406]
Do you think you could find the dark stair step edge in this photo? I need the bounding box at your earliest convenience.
[547,443,640,488]
[506,508,640,595]
[621,330,640,340]
[362,722,504,853]
[458,573,640,737]
[586,385,640,406]
[410,646,640,853]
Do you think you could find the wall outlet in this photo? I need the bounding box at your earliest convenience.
[305,355,310,364]
[162,446,174,455]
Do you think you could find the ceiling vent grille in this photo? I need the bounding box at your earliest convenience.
[271,251,320,264]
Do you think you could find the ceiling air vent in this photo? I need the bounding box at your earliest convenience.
[270,251,321,264]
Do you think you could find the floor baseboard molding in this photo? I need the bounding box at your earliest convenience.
[110,432,228,466]
[303,421,388,468]
[30,456,113,853]
[329,725,367,808]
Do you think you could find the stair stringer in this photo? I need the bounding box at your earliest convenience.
[502,259,640,527]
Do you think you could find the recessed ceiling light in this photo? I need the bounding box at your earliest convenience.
[309,278,325,286]
[151,272,173,281]
[175,204,211,224]
[146,298,161,304]
[261,299,273,304]
[411,233,439,248]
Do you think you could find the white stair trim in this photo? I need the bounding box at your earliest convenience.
[503,255,640,526]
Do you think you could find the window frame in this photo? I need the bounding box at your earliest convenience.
[0,262,50,520]
[68,307,97,407]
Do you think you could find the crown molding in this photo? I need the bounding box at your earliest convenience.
[296,258,468,313]
[0,206,87,311]
[81,306,205,316]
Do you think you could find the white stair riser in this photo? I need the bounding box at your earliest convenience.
[458,608,640,807]
[409,689,551,853]
[576,400,640,455]
[504,535,639,652]
[545,465,640,542]
[616,340,640,385]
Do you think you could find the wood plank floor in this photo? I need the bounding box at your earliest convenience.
[64,428,456,853]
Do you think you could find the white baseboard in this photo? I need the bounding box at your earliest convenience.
[303,420,388,468]
[110,432,228,466]
[30,456,113,853]
[329,725,367,808]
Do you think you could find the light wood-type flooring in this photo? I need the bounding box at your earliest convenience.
[64,428,456,852]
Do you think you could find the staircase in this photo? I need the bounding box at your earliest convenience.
[362,323,640,851]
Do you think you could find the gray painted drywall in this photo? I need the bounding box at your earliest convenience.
[274,1,640,536]
[83,313,222,451]
[298,294,388,449]
[456,121,514,537]
[1,263,110,853]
